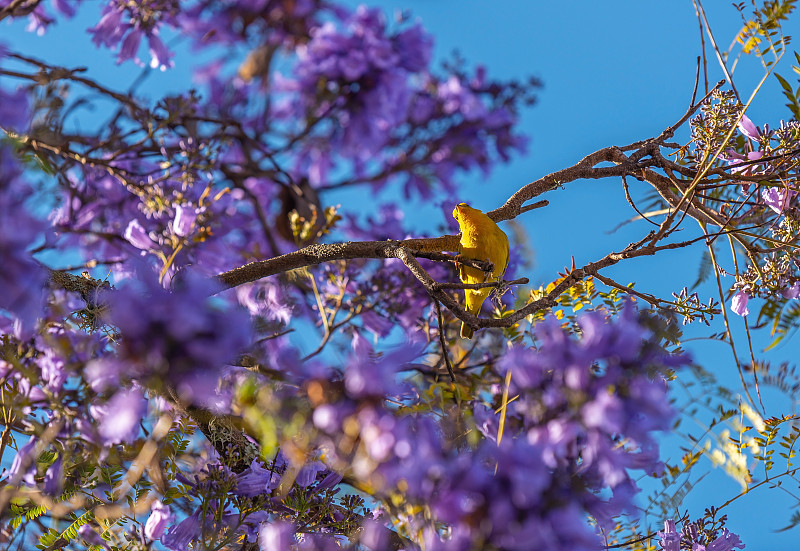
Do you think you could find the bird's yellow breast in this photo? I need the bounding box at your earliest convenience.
[452,203,510,338]
[453,203,509,277]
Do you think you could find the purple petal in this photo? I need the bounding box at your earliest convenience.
[96,387,147,445]
[124,219,156,250]
[147,32,174,71]
[781,282,800,300]
[144,500,174,540]
[738,114,759,140]
[173,204,197,237]
[731,291,750,317]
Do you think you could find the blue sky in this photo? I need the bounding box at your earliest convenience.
[3,1,799,548]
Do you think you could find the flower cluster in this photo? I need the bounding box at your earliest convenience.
[289,7,432,162]
[1,0,769,549]
[88,268,253,407]
[0,83,47,335]
[276,6,530,198]
[89,0,178,69]
[689,94,800,318]
[0,0,79,34]
[484,308,687,528]
[658,517,745,551]
[179,0,325,49]
[298,306,686,549]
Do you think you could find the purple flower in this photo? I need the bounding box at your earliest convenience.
[43,456,64,496]
[234,458,281,497]
[0,86,30,131]
[5,435,37,486]
[761,186,795,214]
[259,521,295,550]
[782,281,800,300]
[94,387,147,445]
[172,204,198,237]
[78,524,106,547]
[236,281,292,324]
[89,1,177,68]
[39,347,67,393]
[118,30,143,64]
[144,500,174,540]
[359,519,392,550]
[89,6,126,47]
[731,291,750,317]
[706,528,745,551]
[657,519,680,551]
[295,460,326,488]
[124,219,157,251]
[106,268,253,404]
[84,358,125,393]
[394,24,433,72]
[0,177,48,336]
[162,508,202,550]
[344,334,421,399]
[147,32,174,71]
[738,114,760,141]
[287,6,434,162]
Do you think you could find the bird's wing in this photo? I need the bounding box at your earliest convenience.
[501,237,510,275]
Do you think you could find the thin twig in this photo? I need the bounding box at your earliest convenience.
[433,300,456,382]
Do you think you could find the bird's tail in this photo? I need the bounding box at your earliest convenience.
[460,321,474,339]
[460,301,481,339]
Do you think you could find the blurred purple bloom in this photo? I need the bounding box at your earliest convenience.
[84,358,125,393]
[106,268,253,404]
[360,519,392,550]
[731,291,750,317]
[39,347,67,393]
[344,334,422,399]
[317,470,343,491]
[43,456,63,495]
[5,435,37,486]
[147,31,173,70]
[89,5,125,47]
[1,0,77,34]
[89,1,176,68]
[581,389,625,433]
[78,524,106,547]
[360,310,394,338]
[782,281,800,300]
[124,219,157,251]
[288,6,433,161]
[118,29,142,62]
[144,500,174,540]
[0,172,48,336]
[473,403,500,442]
[95,387,147,445]
[259,521,295,551]
[236,281,292,324]
[312,403,349,433]
[0,86,30,131]
[394,24,433,72]
[172,204,197,237]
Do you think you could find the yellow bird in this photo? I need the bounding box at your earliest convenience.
[452,203,510,339]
